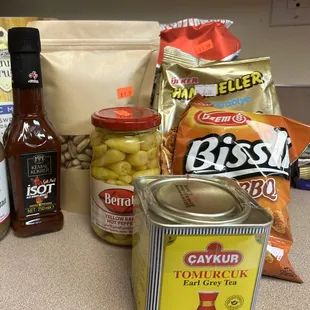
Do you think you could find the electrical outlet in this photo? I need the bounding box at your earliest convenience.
[271,0,310,26]
[287,0,309,9]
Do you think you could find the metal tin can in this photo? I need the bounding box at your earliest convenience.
[132,175,273,310]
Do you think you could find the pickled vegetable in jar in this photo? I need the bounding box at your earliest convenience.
[90,107,161,246]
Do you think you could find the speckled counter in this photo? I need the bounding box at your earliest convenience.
[0,189,308,310]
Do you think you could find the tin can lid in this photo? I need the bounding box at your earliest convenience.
[148,177,251,224]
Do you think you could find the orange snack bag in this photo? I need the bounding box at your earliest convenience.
[173,101,310,282]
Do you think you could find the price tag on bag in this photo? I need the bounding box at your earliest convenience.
[193,39,214,55]
[195,84,217,97]
[267,244,284,262]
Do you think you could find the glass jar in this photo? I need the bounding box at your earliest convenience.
[0,142,10,239]
[90,107,161,246]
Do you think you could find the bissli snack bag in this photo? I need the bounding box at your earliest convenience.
[173,101,310,282]
[156,47,281,174]
[159,94,213,173]
[159,18,241,64]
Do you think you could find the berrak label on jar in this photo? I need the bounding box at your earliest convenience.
[91,178,134,235]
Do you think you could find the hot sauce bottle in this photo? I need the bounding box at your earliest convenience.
[5,27,63,237]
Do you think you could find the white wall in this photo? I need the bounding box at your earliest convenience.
[203,0,310,86]
[276,86,310,123]
[2,0,310,85]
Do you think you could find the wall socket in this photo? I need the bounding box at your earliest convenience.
[271,0,310,26]
[287,0,309,8]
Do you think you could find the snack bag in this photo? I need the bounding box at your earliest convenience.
[156,47,281,175]
[150,19,240,110]
[173,101,310,282]
[185,93,213,108]
[159,18,241,64]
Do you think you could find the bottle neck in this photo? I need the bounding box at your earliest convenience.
[10,51,44,117]
[13,88,44,116]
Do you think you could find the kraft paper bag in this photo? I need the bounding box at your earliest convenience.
[28,20,160,214]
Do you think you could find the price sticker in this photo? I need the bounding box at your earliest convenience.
[267,244,284,262]
[117,86,133,99]
[195,84,217,97]
[115,109,132,119]
[193,40,214,55]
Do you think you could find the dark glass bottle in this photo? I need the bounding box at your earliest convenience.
[5,27,63,237]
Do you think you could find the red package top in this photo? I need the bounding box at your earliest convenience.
[158,20,241,64]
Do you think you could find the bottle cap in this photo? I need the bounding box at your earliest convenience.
[91,107,161,131]
[8,27,41,53]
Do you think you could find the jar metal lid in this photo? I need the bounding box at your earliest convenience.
[91,107,161,131]
[148,177,251,225]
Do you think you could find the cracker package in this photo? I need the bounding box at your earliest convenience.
[173,100,310,282]
[156,47,281,174]
[28,20,160,214]
[159,18,241,64]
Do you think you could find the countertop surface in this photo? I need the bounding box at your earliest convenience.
[0,188,309,310]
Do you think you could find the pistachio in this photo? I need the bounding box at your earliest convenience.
[85,148,93,157]
[81,161,90,169]
[77,137,90,153]
[59,135,67,143]
[61,143,68,153]
[64,151,71,160]
[65,161,72,168]
[73,135,86,145]
[77,154,91,162]
[68,140,77,159]
[60,135,92,170]
[72,159,80,166]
